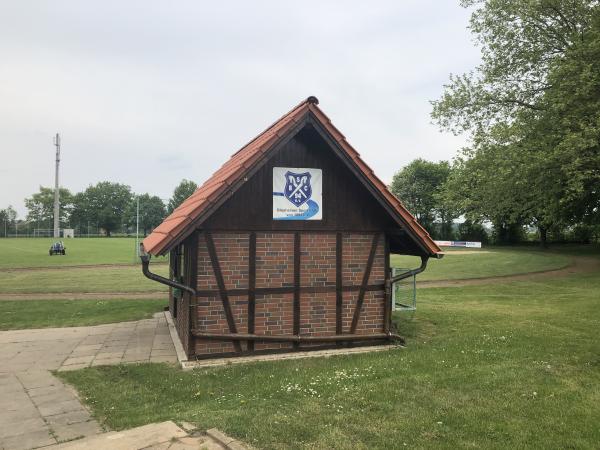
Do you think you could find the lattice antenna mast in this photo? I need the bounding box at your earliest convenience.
[53,133,61,238]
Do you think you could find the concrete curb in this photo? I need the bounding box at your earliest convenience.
[207,428,253,450]
[163,311,189,366]
[181,343,399,370]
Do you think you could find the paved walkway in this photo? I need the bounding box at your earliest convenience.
[0,313,177,450]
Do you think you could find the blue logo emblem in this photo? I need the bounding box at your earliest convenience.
[284,171,312,207]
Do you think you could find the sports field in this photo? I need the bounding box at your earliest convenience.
[1,239,599,448]
[0,239,571,296]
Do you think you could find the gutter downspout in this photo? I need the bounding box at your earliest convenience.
[390,255,430,284]
[139,245,196,296]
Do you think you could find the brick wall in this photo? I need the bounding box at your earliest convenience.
[193,231,386,356]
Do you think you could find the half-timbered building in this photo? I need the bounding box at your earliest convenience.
[140,97,442,359]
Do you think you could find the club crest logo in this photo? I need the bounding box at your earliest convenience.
[284,171,312,207]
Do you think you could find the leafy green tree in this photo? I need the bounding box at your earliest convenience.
[390,159,457,237]
[0,206,17,236]
[71,182,132,236]
[432,0,600,245]
[24,186,73,228]
[125,194,166,236]
[167,179,197,214]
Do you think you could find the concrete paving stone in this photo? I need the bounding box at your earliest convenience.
[28,384,68,398]
[142,442,171,450]
[31,389,77,407]
[149,355,178,363]
[150,349,176,356]
[80,335,109,345]
[51,420,103,442]
[16,371,58,389]
[124,348,152,356]
[122,356,149,364]
[91,358,123,367]
[105,334,132,342]
[57,363,90,372]
[94,351,124,360]
[71,344,103,352]
[0,428,56,450]
[62,355,95,366]
[39,399,85,417]
[87,326,115,335]
[0,417,47,439]
[169,437,211,449]
[44,410,92,427]
[0,382,23,395]
[206,429,235,446]
[0,406,42,424]
[101,344,128,353]
[54,421,187,450]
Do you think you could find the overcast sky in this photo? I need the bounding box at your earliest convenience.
[0,1,480,218]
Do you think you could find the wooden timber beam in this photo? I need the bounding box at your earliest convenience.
[191,330,404,344]
[350,233,380,334]
[204,232,242,353]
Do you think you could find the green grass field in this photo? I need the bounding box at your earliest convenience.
[0,239,572,296]
[0,237,166,268]
[392,247,571,281]
[0,298,166,330]
[0,265,169,294]
[58,247,600,449]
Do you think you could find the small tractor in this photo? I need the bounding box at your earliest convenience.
[49,241,66,256]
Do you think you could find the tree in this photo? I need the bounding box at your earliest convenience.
[24,186,73,229]
[71,182,132,236]
[390,159,457,237]
[125,194,166,236]
[167,179,197,214]
[0,206,17,236]
[431,0,600,245]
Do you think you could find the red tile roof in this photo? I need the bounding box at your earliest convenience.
[143,97,441,257]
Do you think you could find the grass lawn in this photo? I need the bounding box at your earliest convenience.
[0,298,167,330]
[0,265,169,293]
[392,246,571,281]
[58,248,600,449]
[0,237,167,268]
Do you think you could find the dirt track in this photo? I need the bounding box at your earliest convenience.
[419,255,599,288]
[0,291,167,301]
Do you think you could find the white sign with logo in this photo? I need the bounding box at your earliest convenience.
[272,167,322,220]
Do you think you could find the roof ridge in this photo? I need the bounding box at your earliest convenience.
[143,97,441,257]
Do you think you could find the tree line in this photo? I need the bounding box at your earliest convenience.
[1,179,197,237]
[392,0,600,246]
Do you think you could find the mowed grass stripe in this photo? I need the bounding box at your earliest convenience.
[0,265,169,293]
[0,237,167,268]
[0,298,167,330]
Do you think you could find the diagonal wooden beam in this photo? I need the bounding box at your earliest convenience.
[350,233,380,334]
[204,232,242,352]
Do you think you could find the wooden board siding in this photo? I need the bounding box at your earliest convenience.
[202,127,398,233]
